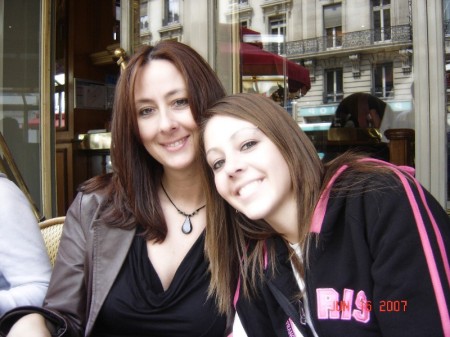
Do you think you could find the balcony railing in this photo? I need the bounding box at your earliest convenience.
[283,24,412,57]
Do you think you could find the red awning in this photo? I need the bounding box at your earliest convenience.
[239,27,310,94]
[240,42,311,94]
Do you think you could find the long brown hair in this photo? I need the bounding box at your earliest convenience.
[200,93,324,315]
[80,41,226,242]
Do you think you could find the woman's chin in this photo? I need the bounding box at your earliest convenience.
[241,209,266,221]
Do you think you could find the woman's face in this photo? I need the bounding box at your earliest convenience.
[204,115,295,228]
[134,59,198,172]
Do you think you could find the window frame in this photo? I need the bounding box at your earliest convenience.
[324,4,342,49]
[324,68,344,104]
[373,62,394,99]
[163,0,180,26]
[372,0,392,42]
[268,15,286,55]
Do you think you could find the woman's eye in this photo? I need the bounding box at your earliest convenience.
[139,107,155,116]
[241,140,257,151]
[173,98,189,109]
[212,159,224,171]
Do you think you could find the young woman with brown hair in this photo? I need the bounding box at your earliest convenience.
[201,93,450,337]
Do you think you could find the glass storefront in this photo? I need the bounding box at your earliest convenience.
[215,0,415,168]
[0,0,43,218]
[132,0,448,208]
[0,0,448,214]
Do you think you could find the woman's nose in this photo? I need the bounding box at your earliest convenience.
[224,154,245,178]
[158,109,178,132]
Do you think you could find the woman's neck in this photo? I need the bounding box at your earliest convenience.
[161,168,205,209]
[266,195,299,244]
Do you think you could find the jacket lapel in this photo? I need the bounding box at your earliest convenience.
[85,219,136,335]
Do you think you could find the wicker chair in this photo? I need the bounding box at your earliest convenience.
[39,216,65,267]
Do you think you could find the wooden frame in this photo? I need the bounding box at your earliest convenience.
[41,0,54,218]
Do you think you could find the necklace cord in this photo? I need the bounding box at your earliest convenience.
[160,182,206,217]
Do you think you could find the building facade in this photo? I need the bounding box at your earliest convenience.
[0,0,448,218]
[133,0,447,208]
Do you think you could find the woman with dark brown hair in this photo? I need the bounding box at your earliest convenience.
[1,41,227,337]
[200,93,450,337]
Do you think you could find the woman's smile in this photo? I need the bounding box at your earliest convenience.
[162,135,190,151]
[236,179,263,198]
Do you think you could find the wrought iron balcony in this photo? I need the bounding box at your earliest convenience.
[282,24,412,57]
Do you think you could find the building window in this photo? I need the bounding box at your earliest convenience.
[164,0,179,26]
[445,0,450,36]
[140,2,149,32]
[373,63,394,98]
[373,0,391,42]
[114,0,121,41]
[324,4,342,48]
[268,16,286,54]
[325,68,343,103]
[140,15,149,30]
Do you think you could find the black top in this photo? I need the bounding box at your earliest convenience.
[92,228,226,337]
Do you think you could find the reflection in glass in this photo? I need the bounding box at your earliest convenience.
[324,4,342,48]
[54,74,65,128]
[0,0,42,211]
[325,69,343,104]
[374,63,394,98]
[373,0,391,41]
[164,0,179,25]
[55,0,67,130]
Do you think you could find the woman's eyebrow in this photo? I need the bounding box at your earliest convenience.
[135,89,187,105]
[205,126,259,156]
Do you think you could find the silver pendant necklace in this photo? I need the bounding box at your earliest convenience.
[161,182,206,234]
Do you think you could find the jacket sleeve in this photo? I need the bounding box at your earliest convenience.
[0,191,100,337]
[363,175,450,337]
[0,177,51,316]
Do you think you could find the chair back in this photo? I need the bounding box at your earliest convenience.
[39,216,65,267]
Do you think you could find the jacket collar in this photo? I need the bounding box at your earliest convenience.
[85,218,136,336]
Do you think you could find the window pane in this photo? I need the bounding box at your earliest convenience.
[384,9,391,27]
[374,66,383,97]
[326,71,334,95]
[0,0,42,212]
[336,70,343,92]
[373,10,381,30]
[165,0,179,23]
[385,63,393,96]
[324,4,342,29]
